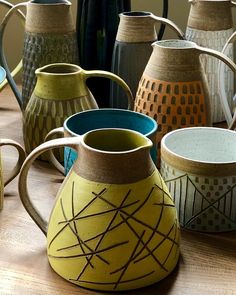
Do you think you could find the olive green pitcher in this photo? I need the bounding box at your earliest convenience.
[23,63,133,160]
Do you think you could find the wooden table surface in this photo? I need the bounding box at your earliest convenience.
[0,85,236,295]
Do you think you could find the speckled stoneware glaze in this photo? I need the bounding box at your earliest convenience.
[161,127,236,232]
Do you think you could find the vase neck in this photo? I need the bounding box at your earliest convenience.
[116,12,157,43]
[34,64,89,100]
[187,1,233,30]
[25,2,75,33]
[73,129,155,184]
[144,40,202,81]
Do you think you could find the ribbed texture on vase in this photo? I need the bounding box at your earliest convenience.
[110,41,153,108]
[186,27,234,123]
[23,94,97,160]
[22,32,79,109]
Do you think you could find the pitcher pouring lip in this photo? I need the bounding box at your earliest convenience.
[35,63,82,76]
[81,128,153,154]
[75,128,155,185]
[151,39,197,49]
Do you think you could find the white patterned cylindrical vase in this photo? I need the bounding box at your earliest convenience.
[186,0,235,123]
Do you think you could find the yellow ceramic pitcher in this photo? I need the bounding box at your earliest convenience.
[18,128,179,291]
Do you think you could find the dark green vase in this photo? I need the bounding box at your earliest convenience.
[76,0,131,107]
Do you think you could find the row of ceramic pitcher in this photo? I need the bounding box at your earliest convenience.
[0,0,236,159]
[1,0,236,291]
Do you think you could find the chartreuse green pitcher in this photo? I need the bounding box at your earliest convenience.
[23,63,133,160]
[18,128,180,291]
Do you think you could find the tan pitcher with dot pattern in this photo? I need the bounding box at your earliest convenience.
[134,39,236,166]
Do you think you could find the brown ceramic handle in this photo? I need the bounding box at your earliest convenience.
[44,127,65,175]
[150,14,185,40]
[0,2,26,108]
[18,137,81,235]
[83,70,134,110]
[0,139,25,186]
[218,31,236,128]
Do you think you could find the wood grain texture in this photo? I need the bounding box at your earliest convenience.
[0,86,236,294]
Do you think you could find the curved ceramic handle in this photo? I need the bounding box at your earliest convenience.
[195,44,236,127]
[0,137,25,210]
[0,2,26,109]
[0,1,25,92]
[196,44,236,73]
[44,127,65,175]
[0,139,25,186]
[83,70,134,110]
[18,137,81,235]
[150,13,185,40]
[218,31,236,128]
[231,1,236,7]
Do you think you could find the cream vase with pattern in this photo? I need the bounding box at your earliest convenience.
[161,127,236,232]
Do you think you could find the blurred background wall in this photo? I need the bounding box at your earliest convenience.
[0,0,235,75]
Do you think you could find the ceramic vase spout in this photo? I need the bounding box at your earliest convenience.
[34,63,95,103]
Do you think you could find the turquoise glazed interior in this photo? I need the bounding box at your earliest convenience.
[64,109,158,174]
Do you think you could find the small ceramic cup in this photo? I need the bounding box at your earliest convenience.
[0,138,25,209]
[161,127,236,233]
[45,108,158,174]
